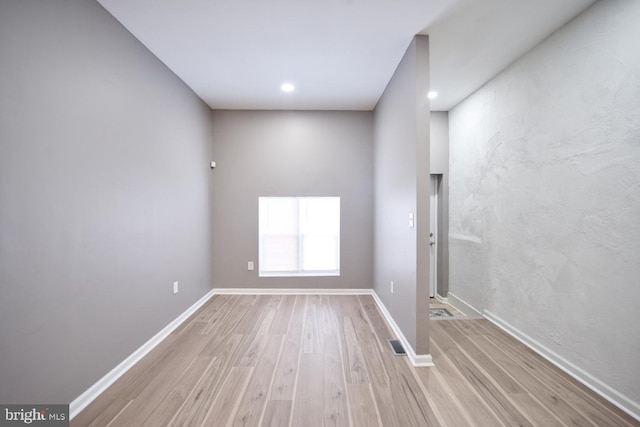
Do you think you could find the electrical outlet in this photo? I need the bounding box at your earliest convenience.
[248,261,254,271]
[390,281,394,294]
[173,281,179,295]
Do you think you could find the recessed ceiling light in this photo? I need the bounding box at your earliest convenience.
[281,83,295,92]
[428,91,438,99]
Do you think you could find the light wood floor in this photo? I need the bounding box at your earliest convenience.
[72,294,638,426]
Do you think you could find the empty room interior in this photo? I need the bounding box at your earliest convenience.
[1,0,639,425]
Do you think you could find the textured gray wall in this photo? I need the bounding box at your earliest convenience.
[210,110,373,289]
[0,0,213,404]
[373,36,430,354]
[449,0,640,410]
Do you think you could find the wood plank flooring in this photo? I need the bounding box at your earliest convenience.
[72,295,638,427]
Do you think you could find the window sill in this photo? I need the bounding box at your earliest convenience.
[259,271,340,278]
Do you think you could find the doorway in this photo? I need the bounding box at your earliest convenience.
[429,174,440,298]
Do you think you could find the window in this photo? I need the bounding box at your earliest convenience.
[259,197,340,277]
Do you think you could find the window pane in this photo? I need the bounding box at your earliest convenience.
[261,235,299,271]
[300,197,340,272]
[259,197,299,273]
[262,198,297,234]
[302,236,339,271]
[302,197,340,235]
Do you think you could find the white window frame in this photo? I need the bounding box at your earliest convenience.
[258,196,340,277]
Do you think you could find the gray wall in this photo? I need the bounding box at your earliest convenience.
[0,0,213,404]
[430,112,450,297]
[210,110,373,289]
[449,0,640,412]
[373,36,431,354]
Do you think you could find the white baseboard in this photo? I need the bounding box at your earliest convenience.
[69,290,215,419]
[370,292,434,367]
[434,294,448,304]
[447,292,483,318]
[484,310,640,422]
[212,288,373,295]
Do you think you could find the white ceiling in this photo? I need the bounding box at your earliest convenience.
[96,0,596,111]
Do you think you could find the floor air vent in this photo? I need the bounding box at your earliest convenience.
[388,339,406,356]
